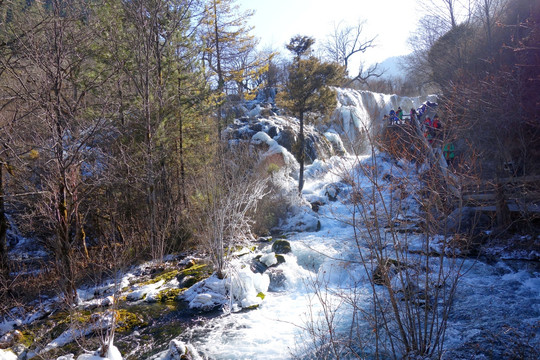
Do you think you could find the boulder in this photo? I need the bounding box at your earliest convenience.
[272,240,292,254]
[250,258,268,274]
[267,268,287,291]
[267,126,278,138]
[274,127,296,153]
[167,340,201,359]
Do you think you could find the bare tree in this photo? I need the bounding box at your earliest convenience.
[418,0,473,31]
[324,21,381,85]
[473,0,508,49]
[299,117,475,358]
[404,0,475,88]
[0,0,116,304]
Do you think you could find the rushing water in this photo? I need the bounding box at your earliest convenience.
[163,89,539,359]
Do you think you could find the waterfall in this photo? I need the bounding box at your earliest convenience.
[330,88,438,154]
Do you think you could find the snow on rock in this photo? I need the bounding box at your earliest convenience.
[0,349,17,360]
[324,131,347,156]
[82,296,114,310]
[182,267,270,311]
[150,340,202,360]
[230,267,270,308]
[248,104,261,118]
[259,252,278,267]
[252,131,299,173]
[182,275,228,311]
[277,200,320,233]
[76,344,122,360]
[42,313,114,354]
[126,280,164,302]
[165,340,201,360]
[57,355,75,360]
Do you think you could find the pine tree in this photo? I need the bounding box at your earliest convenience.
[200,0,265,133]
[279,36,345,194]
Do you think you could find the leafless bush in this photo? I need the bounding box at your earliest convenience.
[190,143,268,278]
[299,120,475,358]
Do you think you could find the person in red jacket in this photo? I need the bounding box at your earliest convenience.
[432,115,441,130]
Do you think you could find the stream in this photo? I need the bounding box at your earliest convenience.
[165,151,540,359]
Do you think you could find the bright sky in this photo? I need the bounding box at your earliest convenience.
[237,0,420,68]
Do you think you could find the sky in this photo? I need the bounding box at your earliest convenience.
[237,0,420,69]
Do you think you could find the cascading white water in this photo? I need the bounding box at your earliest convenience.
[153,89,539,360]
[331,88,437,154]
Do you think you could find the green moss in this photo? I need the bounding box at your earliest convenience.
[177,263,211,289]
[140,269,180,286]
[272,239,292,254]
[179,263,211,278]
[155,288,182,302]
[115,309,148,333]
[19,330,34,348]
[50,310,93,326]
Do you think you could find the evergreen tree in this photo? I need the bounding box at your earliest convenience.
[278,36,345,194]
[105,0,210,260]
[200,0,265,133]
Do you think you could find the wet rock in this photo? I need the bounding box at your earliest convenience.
[267,125,278,138]
[272,240,292,254]
[310,200,324,212]
[267,268,287,291]
[179,275,197,288]
[274,254,286,266]
[167,339,201,359]
[250,258,268,274]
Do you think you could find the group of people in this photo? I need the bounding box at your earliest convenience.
[384,107,408,125]
[383,104,455,165]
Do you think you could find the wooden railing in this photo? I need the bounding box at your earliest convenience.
[460,175,540,224]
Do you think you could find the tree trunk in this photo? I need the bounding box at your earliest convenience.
[177,76,187,208]
[212,0,224,137]
[298,112,305,194]
[495,182,510,229]
[0,163,10,292]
